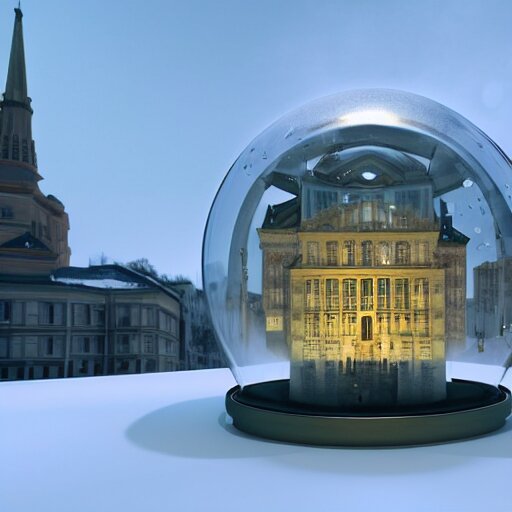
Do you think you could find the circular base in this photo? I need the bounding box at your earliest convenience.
[226,379,511,446]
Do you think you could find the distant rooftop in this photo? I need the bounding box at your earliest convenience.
[0,264,181,301]
[53,265,150,288]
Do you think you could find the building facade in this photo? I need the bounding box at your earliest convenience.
[0,265,182,381]
[473,257,512,340]
[288,229,446,407]
[259,151,467,407]
[172,281,226,370]
[0,8,70,275]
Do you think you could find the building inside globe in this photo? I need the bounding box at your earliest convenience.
[258,147,468,407]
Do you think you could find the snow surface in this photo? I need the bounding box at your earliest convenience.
[1,366,511,512]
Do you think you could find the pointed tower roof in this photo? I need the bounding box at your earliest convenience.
[4,8,31,110]
[0,6,38,175]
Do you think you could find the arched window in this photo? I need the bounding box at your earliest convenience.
[307,241,319,265]
[342,240,355,265]
[362,241,373,266]
[395,241,411,265]
[361,316,373,341]
[326,241,338,265]
[376,242,390,265]
[418,242,429,264]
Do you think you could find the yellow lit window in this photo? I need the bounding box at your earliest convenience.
[325,279,339,310]
[395,241,411,265]
[394,279,410,309]
[307,242,319,265]
[326,241,338,266]
[361,278,374,311]
[376,242,390,265]
[342,313,357,335]
[342,240,355,265]
[361,240,373,266]
[413,278,429,309]
[305,313,320,338]
[342,279,357,310]
[325,313,339,337]
[304,279,320,310]
[377,278,390,309]
[361,316,373,341]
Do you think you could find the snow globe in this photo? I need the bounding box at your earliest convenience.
[203,89,512,445]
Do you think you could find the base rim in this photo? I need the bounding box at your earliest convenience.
[226,379,511,446]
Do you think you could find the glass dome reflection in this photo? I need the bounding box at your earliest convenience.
[203,89,512,410]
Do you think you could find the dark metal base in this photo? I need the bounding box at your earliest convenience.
[226,379,511,446]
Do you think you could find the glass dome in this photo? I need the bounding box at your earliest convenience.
[203,89,512,443]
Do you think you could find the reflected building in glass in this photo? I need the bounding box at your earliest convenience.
[259,148,468,407]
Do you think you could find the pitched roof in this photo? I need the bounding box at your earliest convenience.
[0,231,51,251]
[262,197,300,229]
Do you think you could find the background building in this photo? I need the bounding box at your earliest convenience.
[0,8,70,275]
[0,265,182,381]
[172,280,226,370]
[0,9,224,381]
[473,257,512,340]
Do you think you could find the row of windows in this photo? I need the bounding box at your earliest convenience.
[305,240,431,267]
[115,334,179,356]
[0,301,103,326]
[0,301,178,335]
[0,357,180,381]
[0,365,65,381]
[304,187,433,224]
[116,305,178,335]
[0,334,180,359]
[0,336,65,358]
[303,311,433,339]
[0,335,106,358]
[113,357,179,374]
[304,277,433,311]
[301,344,434,362]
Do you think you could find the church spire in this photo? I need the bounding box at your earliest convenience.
[4,8,30,108]
[0,7,37,170]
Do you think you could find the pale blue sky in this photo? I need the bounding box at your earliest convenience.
[1,0,511,285]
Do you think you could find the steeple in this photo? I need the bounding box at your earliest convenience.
[0,6,71,275]
[0,7,37,171]
[5,8,29,107]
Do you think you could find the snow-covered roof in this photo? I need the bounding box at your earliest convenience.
[51,277,146,289]
[49,265,181,301]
